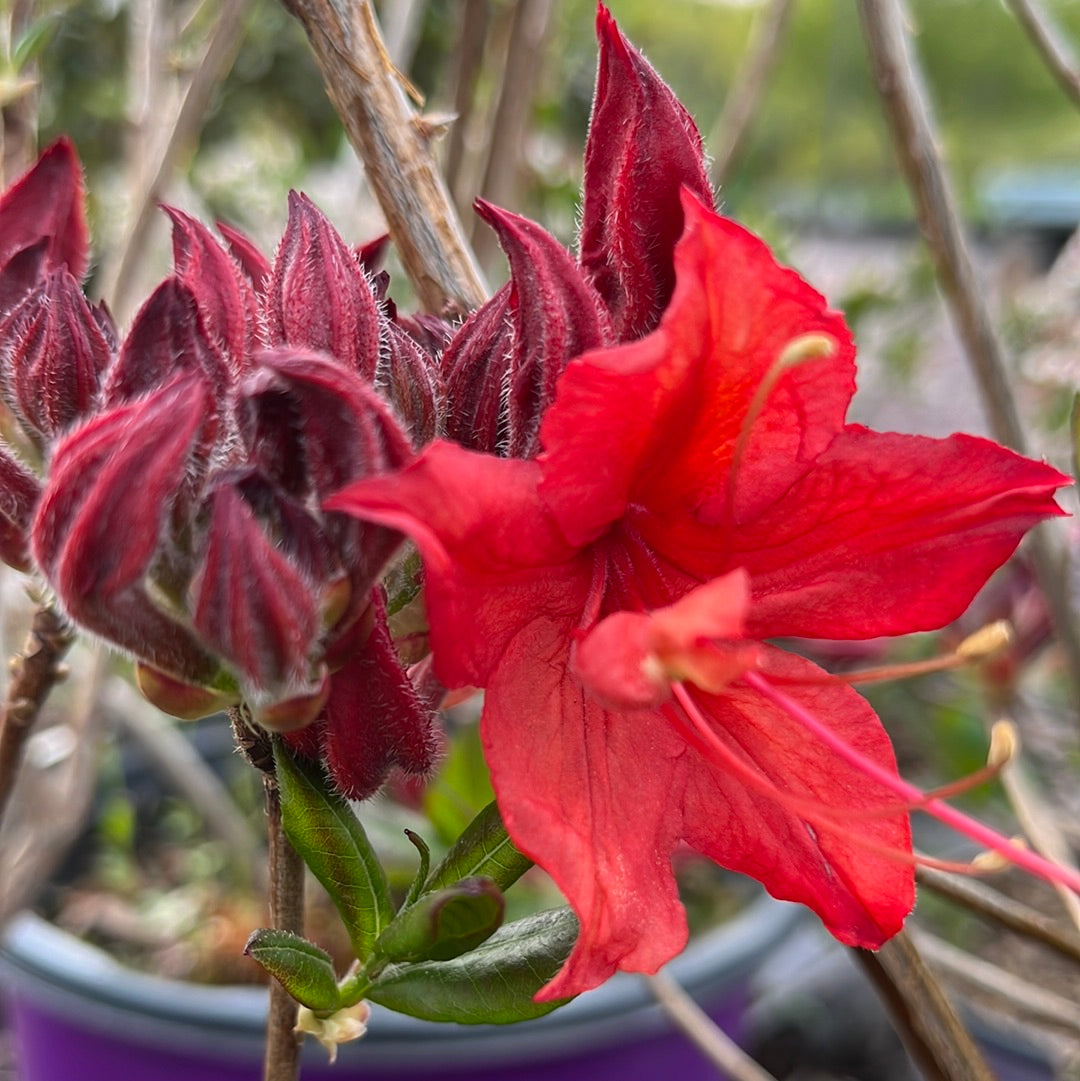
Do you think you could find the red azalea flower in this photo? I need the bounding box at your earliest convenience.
[329,194,1070,1000]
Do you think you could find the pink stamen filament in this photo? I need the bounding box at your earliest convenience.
[741,670,1080,895]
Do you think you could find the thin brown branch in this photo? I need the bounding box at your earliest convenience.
[281,0,487,313]
[643,971,780,1081]
[1005,0,1080,111]
[916,865,1080,964]
[915,930,1080,1039]
[708,0,795,190]
[856,0,1080,717]
[262,771,306,1081]
[853,930,995,1081]
[471,0,554,267]
[0,603,73,830]
[443,0,490,212]
[102,0,252,319]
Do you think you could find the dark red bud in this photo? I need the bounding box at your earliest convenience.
[31,372,218,682]
[380,322,442,446]
[440,285,513,453]
[0,238,48,316]
[321,593,442,800]
[189,481,324,702]
[216,220,272,295]
[240,348,414,498]
[580,5,713,340]
[0,443,40,571]
[476,201,610,457]
[356,233,390,275]
[106,278,232,407]
[267,192,382,381]
[1,269,112,441]
[0,138,89,282]
[166,206,260,374]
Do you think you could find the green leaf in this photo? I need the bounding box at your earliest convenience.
[425,799,533,893]
[273,739,394,960]
[375,877,504,963]
[368,907,579,1024]
[244,929,342,1012]
[12,16,57,71]
[401,829,431,908]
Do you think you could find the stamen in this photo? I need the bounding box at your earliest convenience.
[666,685,1031,878]
[726,333,837,517]
[743,670,1080,895]
[838,621,1013,686]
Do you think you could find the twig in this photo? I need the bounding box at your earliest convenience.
[915,930,1080,1038]
[917,865,1080,964]
[856,0,1080,718]
[470,0,554,267]
[0,603,73,830]
[102,0,252,319]
[443,0,490,214]
[643,971,780,1081]
[280,0,487,314]
[1004,0,1080,111]
[262,769,306,1081]
[708,0,795,190]
[853,930,995,1081]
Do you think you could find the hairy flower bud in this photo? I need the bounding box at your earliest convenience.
[380,322,441,446]
[266,192,383,381]
[1,269,111,442]
[476,201,610,458]
[579,5,713,340]
[0,443,39,571]
[32,372,218,682]
[166,206,260,375]
[105,278,232,407]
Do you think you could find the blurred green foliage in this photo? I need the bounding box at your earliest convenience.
[23,0,1080,243]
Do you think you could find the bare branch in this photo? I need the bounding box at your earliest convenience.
[643,971,780,1081]
[857,0,1080,717]
[709,0,795,190]
[1005,0,1080,111]
[853,930,995,1081]
[102,0,252,319]
[282,0,487,313]
[0,604,73,830]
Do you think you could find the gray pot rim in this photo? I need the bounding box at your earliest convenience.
[0,894,801,1068]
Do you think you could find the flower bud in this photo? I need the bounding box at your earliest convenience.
[380,322,441,446]
[0,442,39,571]
[580,5,712,340]
[166,206,260,375]
[266,192,382,381]
[135,661,239,721]
[475,201,610,458]
[1,269,111,442]
[374,877,505,963]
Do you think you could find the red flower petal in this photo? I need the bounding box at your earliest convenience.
[731,426,1071,640]
[328,441,588,687]
[679,649,913,950]
[541,195,855,547]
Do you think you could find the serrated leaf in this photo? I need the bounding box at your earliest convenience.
[425,799,533,893]
[274,739,394,960]
[367,907,578,1024]
[244,929,342,1012]
[374,877,504,963]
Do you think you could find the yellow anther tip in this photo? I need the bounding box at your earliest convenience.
[987,719,1020,769]
[956,620,1013,661]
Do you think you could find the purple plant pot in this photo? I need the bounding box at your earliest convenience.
[1,896,798,1081]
